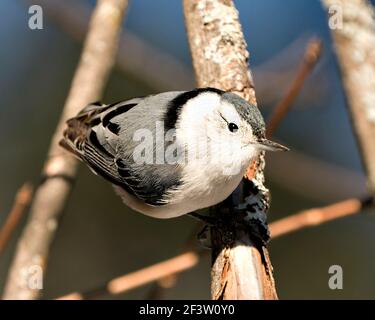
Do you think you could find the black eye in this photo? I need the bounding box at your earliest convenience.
[228,122,238,133]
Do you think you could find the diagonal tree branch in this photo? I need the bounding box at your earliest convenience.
[3,0,129,300]
[57,251,200,300]
[183,0,277,300]
[0,183,33,257]
[266,38,322,137]
[270,196,373,238]
[322,0,375,195]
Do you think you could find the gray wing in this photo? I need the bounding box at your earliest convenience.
[60,92,184,206]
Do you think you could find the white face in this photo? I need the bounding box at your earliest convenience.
[176,92,260,176]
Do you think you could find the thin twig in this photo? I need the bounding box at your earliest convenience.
[0,183,33,256]
[57,251,200,300]
[3,0,129,300]
[266,38,322,137]
[270,196,373,238]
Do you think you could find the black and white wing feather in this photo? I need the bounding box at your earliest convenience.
[60,94,183,206]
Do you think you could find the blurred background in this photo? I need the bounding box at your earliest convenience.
[1,0,375,299]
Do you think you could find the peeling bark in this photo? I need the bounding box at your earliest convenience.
[183,0,278,300]
[322,0,375,195]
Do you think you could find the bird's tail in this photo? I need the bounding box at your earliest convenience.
[59,102,110,157]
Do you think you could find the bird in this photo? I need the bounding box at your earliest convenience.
[60,87,288,219]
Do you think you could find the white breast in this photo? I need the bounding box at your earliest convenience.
[114,160,250,219]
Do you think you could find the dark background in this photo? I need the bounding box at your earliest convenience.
[1,0,374,299]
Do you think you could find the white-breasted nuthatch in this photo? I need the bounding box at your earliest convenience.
[60,88,288,219]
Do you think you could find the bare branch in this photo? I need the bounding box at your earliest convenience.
[57,251,200,300]
[270,196,373,238]
[0,183,33,257]
[3,0,128,300]
[145,274,178,300]
[183,0,277,300]
[266,38,322,137]
[322,0,375,195]
[183,0,256,103]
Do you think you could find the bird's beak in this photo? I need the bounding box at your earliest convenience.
[256,138,289,152]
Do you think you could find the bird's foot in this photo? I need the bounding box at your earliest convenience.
[187,212,217,249]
